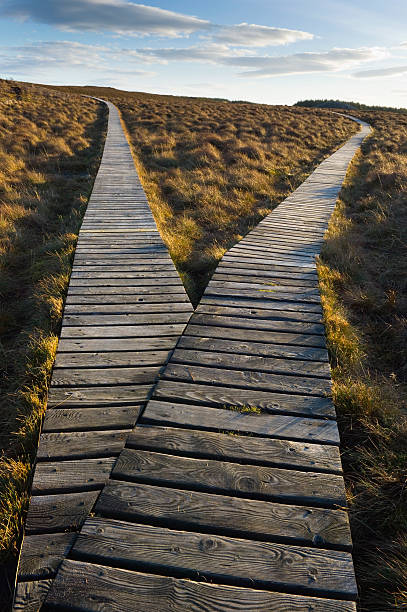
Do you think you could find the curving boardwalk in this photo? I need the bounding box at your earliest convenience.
[13,100,193,610]
[13,110,370,611]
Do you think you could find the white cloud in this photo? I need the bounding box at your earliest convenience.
[123,43,250,65]
[353,65,407,78]
[0,41,155,79]
[225,47,388,77]
[213,23,314,47]
[0,0,211,37]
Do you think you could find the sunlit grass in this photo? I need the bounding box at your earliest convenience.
[0,79,107,604]
[318,108,407,610]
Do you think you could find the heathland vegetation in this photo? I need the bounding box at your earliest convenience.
[318,108,407,610]
[0,79,107,602]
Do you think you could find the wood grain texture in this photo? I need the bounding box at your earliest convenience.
[127,425,342,473]
[171,347,331,378]
[74,519,356,596]
[32,457,116,493]
[37,430,131,460]
[17,533,77,580]
[148,391,339,443]
[44,559,357,611]
[177,334,329,363]
[163,361,331,398]
[186,323,327,348]
[42,406,141,432]
[112,448,346,506]
[13,579,53,612]
[25,491,99,534]
[47,385,151,407]
[95,481,351,547]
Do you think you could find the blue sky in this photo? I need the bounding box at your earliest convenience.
[0,0,406,106]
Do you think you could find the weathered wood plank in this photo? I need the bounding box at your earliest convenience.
[75,518,356,596]
[178,335,328,363]
[142,398,340,444]
[51,366,162,387]
[64,303,190,314]
[163,363,332,400]
[57,337,176,353]
[54,350,170,369]
[62,312,190,326]
[47,385,151,407]
[172,347,330,378]
[200,295,323,314]
[113,448,346,506]
[37,430,131,460]
[128,425,342,473]
[25,491,99,534]
[32,458,116,493]
[42,406,142,432]
[186,323,327,349]
[196,302,323,323]
[60,323,186,338]
[95,481,351,547]
[17,533,76,580]
[13,579,53,612]
[191,312,325,335]
[44,559,357,611]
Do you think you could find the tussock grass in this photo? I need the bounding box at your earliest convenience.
[0,79,107,604]
[318,109,407,610]
[54,86,358,304]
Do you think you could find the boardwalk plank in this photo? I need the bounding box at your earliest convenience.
[143,398,340,444]
[96,481,351,547]
[163,362,332,399]
[17,533,76,580]
[47,385,151,407]
[186,323,327,348]
[171,348,330,378]
[42,406,142,432]
[74,519,356,596]
[113,448,346,506]
[45,560,357,611]
[127,425,342,473]
[25,491,99,534]
[178,335,328,362]
[32,458,116,493]
[37,430,131,460]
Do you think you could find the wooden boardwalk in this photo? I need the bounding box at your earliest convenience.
[13,100,193,610]
[13,111,370,611]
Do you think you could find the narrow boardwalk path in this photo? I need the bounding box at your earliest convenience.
[13,101,193,609]
[14,113,370,611]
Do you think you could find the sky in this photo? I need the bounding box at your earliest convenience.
[0,0,407,106]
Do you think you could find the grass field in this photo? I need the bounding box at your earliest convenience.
[55,85,358,303]
[0,79,107,603]
[318,109,407,610]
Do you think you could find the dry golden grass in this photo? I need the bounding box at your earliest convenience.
[318,109,407,611]
[55,86,358,302]
[0,79,107,604]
